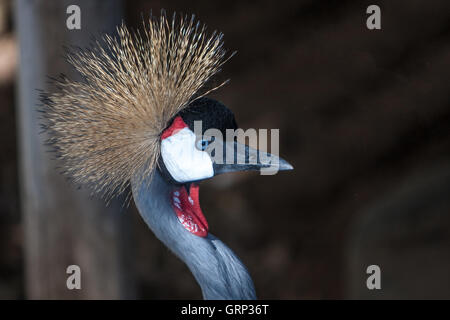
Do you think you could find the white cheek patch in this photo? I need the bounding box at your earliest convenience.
[161,127,214,183]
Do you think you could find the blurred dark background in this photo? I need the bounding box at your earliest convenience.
[1,0,450,299]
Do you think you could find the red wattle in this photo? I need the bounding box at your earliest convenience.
[171,183,209,237]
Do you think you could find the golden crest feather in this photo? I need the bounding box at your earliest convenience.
[41,13,231,200]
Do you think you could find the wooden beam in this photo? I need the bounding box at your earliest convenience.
[15,0,134,299]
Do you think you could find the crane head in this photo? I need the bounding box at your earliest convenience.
[158,97,293,184]
[41,13,292,201]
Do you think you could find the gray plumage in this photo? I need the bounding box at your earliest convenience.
[132,169,256,299]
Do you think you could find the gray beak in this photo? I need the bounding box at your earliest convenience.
[210,140,293,176]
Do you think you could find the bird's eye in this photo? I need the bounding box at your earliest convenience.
[196,137,215,151]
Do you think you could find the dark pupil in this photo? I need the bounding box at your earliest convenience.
[201,140,209,150]
[200,137,215,150]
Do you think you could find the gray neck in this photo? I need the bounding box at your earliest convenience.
[131,170,256,300]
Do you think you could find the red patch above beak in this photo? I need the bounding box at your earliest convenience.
[161,116,188,140]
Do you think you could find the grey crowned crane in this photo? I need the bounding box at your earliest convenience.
[41,13,293,300]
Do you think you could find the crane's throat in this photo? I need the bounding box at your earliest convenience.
[171,183,209,237]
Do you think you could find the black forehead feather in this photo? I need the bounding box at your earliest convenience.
[177,97,238,135]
